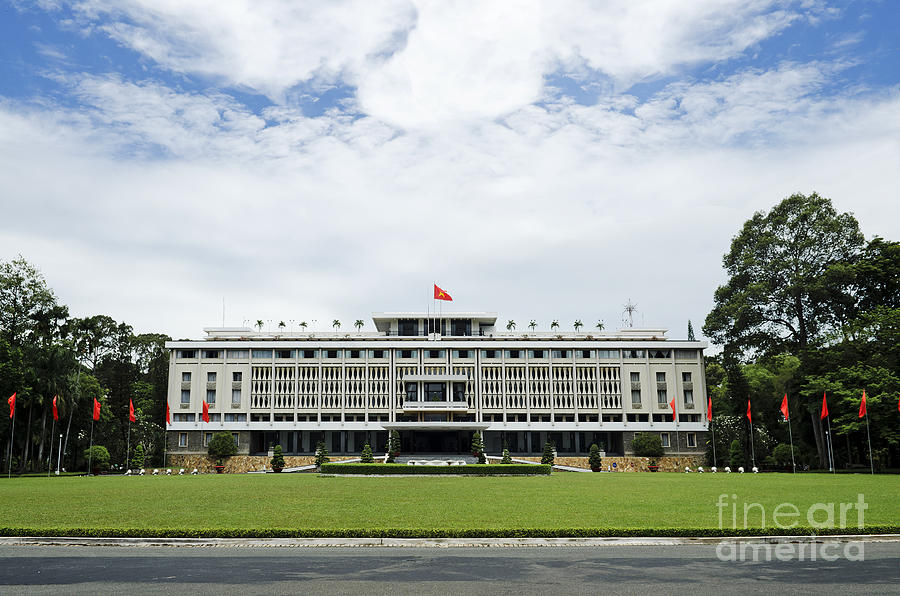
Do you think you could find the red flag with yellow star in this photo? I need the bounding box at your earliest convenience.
[433,284,452,301]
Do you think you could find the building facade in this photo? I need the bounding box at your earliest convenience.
[165,312,709,459]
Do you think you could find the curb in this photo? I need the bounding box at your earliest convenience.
[1,535,899,548]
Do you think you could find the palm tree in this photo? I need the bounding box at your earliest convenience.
[529,320,537,331]
[299,321,308,332]
[278,321,286,334]
[595,320,605,331]
[550,320,559,331]
[255,320,264,332]
[354,319,364,333]
[506,320,516,331]
[332,319,341,332]
[574,319,583,332]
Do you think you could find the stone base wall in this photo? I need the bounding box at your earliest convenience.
[166,454,356,474]
[517,455,705,472]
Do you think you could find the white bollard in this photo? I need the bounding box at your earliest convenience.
[738,466,745,474]
[711,466,717,473]
[724,466,731,473]
[752,466,759,474]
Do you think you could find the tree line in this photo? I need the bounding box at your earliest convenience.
[1,257,169,473]
[703,192,900,470]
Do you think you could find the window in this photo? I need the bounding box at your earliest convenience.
[207,389,216,405]
[454,350,471,359]
[207,372,216,383]
[301,350,318,359]
[232,372,242,382]
[630,372,641,406]
[656,372,666,383]
[648,349,671,359]
[529,349,545,358]
[682,372,692,383]
[452,382,466,402]
[660,433,670,448]
[597,349,619,359]
[275,349,294,359]
[224,413,246,422]
[398,319,419,336]
[451,319,471,336]
[687,433,697,448]
[252,350,272,359]
[481,349,499,359]
[684,389,694,407]
[182,372,191,383]
[624,349,644,358]
[232,432,239,447]
[551,349,571,359]
[424,382,445,401]
[426,350,445,359]
[675,349,697,360]
[347,349,363,359]
[405,383,418,402]
[173,413,194,422]
[657,389,667,405]
[178,433,188,447]
[506,349,521,359]
[202,350,220,359]
[578,350,594,359]
[231,388,241,406]
[177,350,196,359]
[369,350,386,358]
[227,349,249,359]
[325,350,341,359]
[203,432,213,447]
[181,389,190,404]
[397,349,417,359]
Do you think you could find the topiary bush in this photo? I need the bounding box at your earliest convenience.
[270,445,285,470]
[360,444,375,463]
[386,430,401,463]
[631,433,664,459]
[588,443,602,471]
[471,431,486,464]
[208,432,237,466]
[541,441,555,466]
[729,439,744,469]
[130,444,145,470]
[84,445,110,473]
[315,441,330,468]
[501,448,512,464]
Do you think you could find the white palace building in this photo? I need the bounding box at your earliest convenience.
[165,312,709,459]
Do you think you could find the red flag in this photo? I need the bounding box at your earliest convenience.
[779,394,789,421]
[859,390,867,418]
[93,398,101,421]
[820,392,829,419]
[897,393,899,413]
[746,398,752,423]
[166,402,170,425]
[53,395,58,421]
[202,400,210,423]
[669,397,676,421]
[129,399,136,423]
[433,284,452,301]
[707,396,712,421]
[7,392,15,419]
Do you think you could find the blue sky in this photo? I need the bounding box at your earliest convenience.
[1,1,899,340]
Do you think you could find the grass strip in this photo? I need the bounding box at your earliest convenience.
[319,463,551,475]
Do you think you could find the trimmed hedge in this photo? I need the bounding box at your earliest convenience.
[319,463,551,476]
[0,526,897,539]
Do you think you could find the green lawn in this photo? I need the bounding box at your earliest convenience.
[1,473,897,537]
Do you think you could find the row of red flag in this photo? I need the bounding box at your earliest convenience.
[7,392,137,423]
[702,390,899,423]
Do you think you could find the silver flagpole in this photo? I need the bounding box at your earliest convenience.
[710,417,717,467]
[88,415,94,475]
[48,416,55,478]
[826,416,835,473]
[865,408,874,475]
[786,408,796,473]
[7,403,14,478]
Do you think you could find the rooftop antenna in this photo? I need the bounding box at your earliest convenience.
[623,299,637,328]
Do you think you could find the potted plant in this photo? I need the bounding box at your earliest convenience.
[631,432,664,472]
[208,431,237,473]
[84,445,110,475]
[270,444,285,472]
[588,443,603,472]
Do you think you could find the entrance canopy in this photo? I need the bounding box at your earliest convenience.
[381,422,490,432]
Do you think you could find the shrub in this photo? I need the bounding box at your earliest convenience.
[386,431,401,463]
[319,463,551,476]
[501,448,512,464]
[588,443,602,470]
[314,441,330,467]
[208,432,237,465]
[270,445,285,469]
[471,431,486,464]
[84,445,110,472]
[130,444,145,470]
[360,443,375,463]
[729,439,744,469]
[631,433,664,458]
[770,443,793,467]
[541,441,555,466]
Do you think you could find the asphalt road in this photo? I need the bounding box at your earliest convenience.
[1,542,899,595]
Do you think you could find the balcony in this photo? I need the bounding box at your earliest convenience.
[402,400,470,412]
